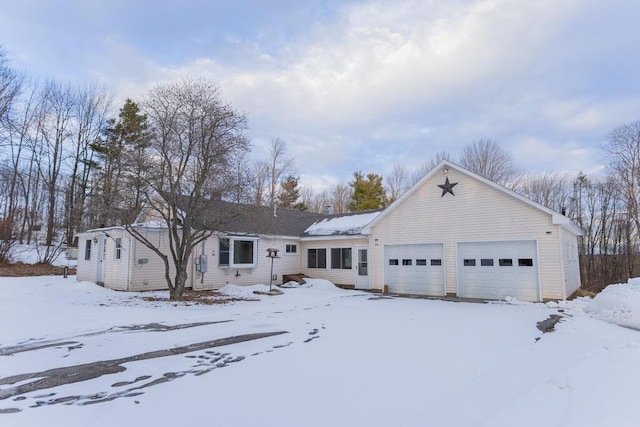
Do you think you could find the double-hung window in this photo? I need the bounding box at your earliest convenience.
[307,248,327,269]
[331,248,352,269]
[115,237,122,260]
[85,239,92,260]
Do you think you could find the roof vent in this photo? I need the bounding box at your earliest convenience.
[323,205,333,215]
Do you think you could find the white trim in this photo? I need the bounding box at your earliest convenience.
[221,236,259,269]
[455,239,541,301]
[363,160,582,236]
[300,234,367,241]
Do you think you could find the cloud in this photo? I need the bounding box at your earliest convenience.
[3,0,639,189]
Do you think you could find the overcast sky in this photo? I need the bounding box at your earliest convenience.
[1,0,639,190]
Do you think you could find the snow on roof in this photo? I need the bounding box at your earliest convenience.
[304,211,381,236]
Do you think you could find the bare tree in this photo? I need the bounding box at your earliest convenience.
[228,149,254,204]
[64,83,111,243]
[329,183,352,214]
[604,121,640,247]
[386,163,410,204]
[459,139,518,186]
[300,186,331,213]
[37,79,75,258]
[0,46,23,132]
[251,160,270,206]
[125,78,250,301]
[265,137,294,207]
[515,171,571,214]
[410,151,451,185]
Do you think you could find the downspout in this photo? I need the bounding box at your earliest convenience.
[558,226,567,300]
[126,236,133,291]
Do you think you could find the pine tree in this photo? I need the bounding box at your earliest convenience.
[278,175,307,210]
[348,171,387,211]
[90,99,150,226]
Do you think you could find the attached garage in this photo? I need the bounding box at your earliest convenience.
[384,243,445,296]
[457,240,539,301]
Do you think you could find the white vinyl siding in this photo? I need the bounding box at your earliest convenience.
[369,168,571,300]
[300,238,368,286]
[192,237,301,290]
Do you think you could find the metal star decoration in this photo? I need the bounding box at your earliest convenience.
[437,177,458,197]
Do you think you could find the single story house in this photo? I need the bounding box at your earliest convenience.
[76,160,582,301]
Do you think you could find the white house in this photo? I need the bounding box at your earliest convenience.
[76,161,582,301]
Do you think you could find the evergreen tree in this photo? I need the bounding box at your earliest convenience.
[278,175,307,210]
[348,171,386,211]
[90,99,150,226]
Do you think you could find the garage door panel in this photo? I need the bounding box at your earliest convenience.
[384,244,444,296]
[458,241,539,301]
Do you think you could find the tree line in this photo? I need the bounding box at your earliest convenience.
[1,45,639,293]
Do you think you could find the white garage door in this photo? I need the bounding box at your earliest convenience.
[384,244,444,296]
[457,240,539,301]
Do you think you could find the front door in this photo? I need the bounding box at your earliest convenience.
[97,236,106,284]
[355,246,369,289]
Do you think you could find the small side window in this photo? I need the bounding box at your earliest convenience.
[416,259,427,266]
[431,259,442,266]
[85,239,92,261]
[115,237,122,260]
[463,259,476,267]
[389,259,399,266]
[402,259,412,266]
[499,259,513,267]
[480,258,494,266]
[518,258,533,267]
[285,244,297,254]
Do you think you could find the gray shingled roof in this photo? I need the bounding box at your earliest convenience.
[186,199,327,236]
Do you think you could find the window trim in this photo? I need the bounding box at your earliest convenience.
[218,237,258,268]
[115,237,122,260]
[331,247,352,270]
[307,248,327,269]
[85,239,92,261]
[285,244,298,255]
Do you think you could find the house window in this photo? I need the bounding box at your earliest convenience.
[331,248,352,269]
[219,238,230,266]
[285,244,297,254]
[389,259,399,266]
[402,259,412,266]
[115,237,122,260]
[218,238,257,268]
[431,259,442,266]
[481,258,494,266]
[416,259,427,266]
[518,258,534,267]
[464,259,476,266]
[85,239,92,260]
[308,249,327,269]
[499,258,513,267]
[233,239,256,266]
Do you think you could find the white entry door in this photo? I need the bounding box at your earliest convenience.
[97,236,106,284]
[355,246,369,289]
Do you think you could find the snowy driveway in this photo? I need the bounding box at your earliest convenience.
[1,276,640,426]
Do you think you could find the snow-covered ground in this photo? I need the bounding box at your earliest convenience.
[1,276,640,426]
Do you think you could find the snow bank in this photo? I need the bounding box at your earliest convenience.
[585,278,640,331]
[219,278,348,299]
